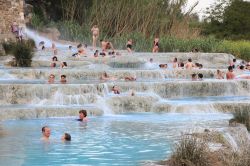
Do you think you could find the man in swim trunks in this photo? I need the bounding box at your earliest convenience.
[100,40,115,52]
[91,25,99,49]
[185,58,194,69]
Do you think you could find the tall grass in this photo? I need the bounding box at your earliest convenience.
[217,40,250,61]
[232,110,250,131]
[169,135,210,166]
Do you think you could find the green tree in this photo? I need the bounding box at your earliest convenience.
[203,0,250,40]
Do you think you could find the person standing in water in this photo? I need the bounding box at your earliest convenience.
[77,110,88,122]
[41,126,51,141]
[91,25,99,49]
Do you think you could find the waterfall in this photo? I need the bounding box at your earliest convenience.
[96,96,114,115]
[24,28,68,48]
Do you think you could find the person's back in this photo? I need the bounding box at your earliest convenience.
[185,58,193,69]
[226,66,235,80]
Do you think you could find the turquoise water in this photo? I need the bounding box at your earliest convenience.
[0,113,231,166]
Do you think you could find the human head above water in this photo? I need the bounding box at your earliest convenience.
[79,110,87,119]
[228,66,233,71]
[42,126,51,138]
[62,133,71,141]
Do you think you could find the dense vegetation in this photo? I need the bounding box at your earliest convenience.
[26,0,250,60]
[2,40,35,67]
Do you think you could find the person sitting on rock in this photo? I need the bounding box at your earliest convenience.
[159,64,168,69]
[198,73,203,81]
[124,75,136,81]
[60,75,67,83]
[226,66,235,80]
[94,50,99,57]
[51,56,58,67]
[48,74,55,84]
[61,62,67,68]
[185,58,194,69]
[216,70,224,79]
[100,72,117,81]
[100,39,115,52]
[172,57,178,69]
[77,43,86,57]
[191,73,197,81]
[112,85,120,94]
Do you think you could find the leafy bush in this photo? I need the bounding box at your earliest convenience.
[233,110,250,131]
[2,40,35,67]
[13,42,34,67]
[169,135,210,166]
[2,41,16,55]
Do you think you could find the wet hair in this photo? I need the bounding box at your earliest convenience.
[174,57,177,62]
[42,46,45,50]
[149,58,153,62]
[180,62,185,67]
[239,65,244,70]
[69,46,72,49]
[198,73,203,79]
[103,72,108,77]
[188,58,192,62]
[191,73,197,78]
[77,44,82,48]
[228,66,233,71]
[42,126,48,132]
[61,75,66,78]
[62,62,67,67]
[64,133,71,141]
[51,63,56,67]
[233,59,236,62]
[79,110,87,117]
[199,64,203,69]
[52,56,58,61]
[195,63,200,67]
[100,39,103,42]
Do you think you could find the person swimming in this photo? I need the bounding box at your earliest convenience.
[61,133,71,141]
[77,110,88,122]
[60,75,67,83]
[112,85,120,94]
[48,74,55,84]
[41,126,51,141]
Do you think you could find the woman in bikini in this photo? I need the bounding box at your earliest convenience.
[152,37,159,53]
[126,39,133,53]
[91,25,99,49]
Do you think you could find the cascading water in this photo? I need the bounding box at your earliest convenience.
[0,28,250,165]
[24,28,68,48]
